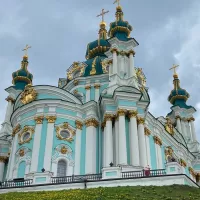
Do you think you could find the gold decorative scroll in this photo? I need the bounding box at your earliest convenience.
[75,120,83,130]
[20,85,37,105]
[12,124,21,137]
[46,116,57,123]
[85,118,99,128]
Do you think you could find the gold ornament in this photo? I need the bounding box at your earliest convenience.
[128,110,138,118]
[101,60,109,73]
[18,126,34,145]
[144,127,151,136]
[20,85,37,105]
[94,84,101,89]
[165,118,174,135]
[137,117,145,125]
[67,62,84,80]
[104,114,114,122]
[0,156,8,163]
[85,85,91,90]
[85,118,99,128]
[153,136,162,146]
[117,109,127,117]
[75,120,83,130]
[180,158,187,168]
[188,167,196,178]
[73,80,79,86]
[34,116,44,124]
[12,124,21,137]
[46,116,57,123]
[165,146,174,161]
[6,96,15,103]
[19,149,25,157]
[90,57,97,75]
[60,146,68,154]
[135,68,146,87]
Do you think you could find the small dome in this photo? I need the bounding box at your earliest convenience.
[12,55,33,90]
[108,6,133,41]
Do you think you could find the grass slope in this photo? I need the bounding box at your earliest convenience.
[0,185,199,200]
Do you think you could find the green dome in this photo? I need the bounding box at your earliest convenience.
[83,56,107,77]
[168,74,190,108]
[86,22,110,59]
[108,6,133,41]
[12,55,33,90]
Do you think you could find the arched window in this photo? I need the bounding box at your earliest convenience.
[57,160,67,177]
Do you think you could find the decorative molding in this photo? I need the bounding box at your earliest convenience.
[85,85,91,90]
[18,126,35,145]
[188,167,196,178]
[0,156,8,163]
[73,80,79,86]
[55,122,75,142]
[73,90,78,95]
[104,114,114,122]
[60,146,68,154]
[46,116,57,123]
[75,120,83,130]
[67,62,84,81]
[128,50,135,56]
[128,110,138,118]
[12,124,21,137]
[153,136,162,146]
[137,117,145,125]
[85,118,99,128]
[94,84,101,89]
[165,118,174,136]
[20,85,37,105]
[165,146,174,160]
[144,127,151,136]
[101,121,106,130]
[6,96,15,103]
[19,149,25,157]
[117,109,127,117]
[179,158,187,168]
[34,116,44,124]
[110,48,118,54]
[175,115,181,120]
[188,117,195,122]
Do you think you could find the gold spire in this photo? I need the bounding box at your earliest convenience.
[22,44,31,58]
[169,64,179,78]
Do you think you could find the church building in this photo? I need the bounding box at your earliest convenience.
[0,1,199,190]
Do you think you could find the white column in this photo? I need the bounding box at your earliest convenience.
[85,85,91,102]
[8,133,18,180]
[85,119,98,174]
[43,116,56,172]
[129,50,136,77]
[190,118,196,141]
[114,118,119,166]
[30,116,44,172]
[0,157,7,181]
[104,115,113,167]
[144,128,151,168]
[74,121,83,175]
[4,97,15,123]
[176,116,182,133]
[181,120,187,138]
[103,125,106,167]
[128,111,140,166]
[94,84,100,102]
[118,110,127,165]
[137,118,147,167]
[112,49,118,74]
[154,137,163,169]
[25,161,31,175]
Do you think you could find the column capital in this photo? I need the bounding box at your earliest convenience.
[117,109,127,117]
[5,96,15,103]
[104,114,114,122]
[179,158,187,168]
[101,121,106,130]
[34,116,44,124]
[85,118,99,128]
[85,85,91,90]
[12,124,21,137]
[137,117,145,124]
[188,117,195,122]
[75,120,83,130]
[0,156,8,163]
[94,84,101,89]
[46,116,57,123]
[144,127,151,136]
[127,50,135,57]
[111,48,119,54]
[153,136,162,146]
[108,60,113,65]
[175,115,181,120]
[128,110,138,118]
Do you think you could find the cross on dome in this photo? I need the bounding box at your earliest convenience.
[22,44,31,56]
[97,9,109,22]
[113,0,121,6]
[169,64,179,76]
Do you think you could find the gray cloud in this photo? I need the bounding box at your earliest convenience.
[0,0,200,139]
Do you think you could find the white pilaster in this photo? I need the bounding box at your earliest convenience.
[85,85,91,102]
[154,136,163,169]
[74,121,83,175]
[85,119,98,174]
[30,116,44,172]
[190,118,196,141]
[176,116,182,133]
[129,50,136,77]
[43,116,56,172]
[4,97,15,123]
[112,49,118,74]
[104,115,113,167]
[103,126,106,167]
[137,118,147,167]
[94,84,100,102]
[118,110,127,165]
[181,120,187,138]
[128,111,140,166]
[0,157,7,181]
[144,128,151,168]
[114,118,119,166]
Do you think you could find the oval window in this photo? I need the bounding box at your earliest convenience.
[60,130,70,139]
[23,132,30,141]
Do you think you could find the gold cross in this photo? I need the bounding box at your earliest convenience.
[169,64,179,75]
[114,0,120,6]
[97,9,109,22]
[22,44,31,56]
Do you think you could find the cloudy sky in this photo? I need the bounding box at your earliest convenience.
[0,0,200,139]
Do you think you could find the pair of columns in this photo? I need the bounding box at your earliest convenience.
[85,84,101,102]
[102,110,148,168]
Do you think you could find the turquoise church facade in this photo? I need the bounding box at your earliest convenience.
[0,3,200,186]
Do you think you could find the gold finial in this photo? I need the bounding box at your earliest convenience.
[97,9,109,23]
[22,44,31,56]
[114,0,121,7]
[169,64,179,77]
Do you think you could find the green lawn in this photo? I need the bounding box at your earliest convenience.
[0,185,199,200]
